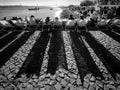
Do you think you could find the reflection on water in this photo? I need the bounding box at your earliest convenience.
[54,9,63,19]
[0,6,62,20]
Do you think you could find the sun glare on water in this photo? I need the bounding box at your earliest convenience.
[54,9,63,19]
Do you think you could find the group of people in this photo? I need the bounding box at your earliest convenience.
[66,5,120,26]
[0,5,120,32]
[100,0,120,5]
[67,5,120,19]
[0,15,65,31]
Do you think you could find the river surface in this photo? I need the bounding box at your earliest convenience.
[0,6,62,20]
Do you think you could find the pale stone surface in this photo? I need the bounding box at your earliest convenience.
[106,84,116,90]
[26,84,34,90]
[89,84,96,90]
[5,84,16,90]
[55,82,61,90]
[0,75,7,83]
[60,79,68,87]
[0,86,5,90]
[117,85,120,90]
[90,76,96,82]
[83,81,89,88]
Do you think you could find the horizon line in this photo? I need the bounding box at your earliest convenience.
[0,4,70,7]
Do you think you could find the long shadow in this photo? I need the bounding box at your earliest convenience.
[57,43,68,71]
[102,31,120,43]
[0,31,21,49]
[0,31,34,68]
[70,31,103,83]
[108,25,120,34]
[82,32,120,79]
[15,32,50,77]
[54,31,68,71]
[112,29,120,34]
[0,31,9,38]
[46,31,63,75]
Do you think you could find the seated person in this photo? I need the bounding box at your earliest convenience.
[25,15,37,25]
[97,19,107,26]
[65,14,77,29]
[90,11,98,23]
[111,19,120,25]
[2,17,6,20]
[10,18,27,27]
[45,17,51,25]
[0,20,13,31]
[62,19,68,29]
[51,17,62,28]
[86,18,96,27]
[69,15,74,20]
[11,16,18,20]
[76,16,87,27]
[66,19,76,29]
[97,18,111,26]
[0,20,12,27]
[42,17,51,31]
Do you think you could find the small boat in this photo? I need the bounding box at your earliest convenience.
[28,7,39,10]
[50,8,53,10]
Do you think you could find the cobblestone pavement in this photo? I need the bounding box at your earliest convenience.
[89,31,120,60]
[0,31,120,90]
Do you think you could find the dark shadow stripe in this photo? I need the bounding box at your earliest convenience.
[113,29,120,34]
[0,31,34,68]
[82,32,120,79]
[0,31,9,38]
[102,31,120,43]
[70,31,103,83]
[57,33,68,70]
[47,31,63,75]
[16,32,50,77]
[0,31,21,49]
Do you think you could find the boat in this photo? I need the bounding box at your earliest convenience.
[28,1,40,10]
[28,7,39,10]
[50,8,53,10]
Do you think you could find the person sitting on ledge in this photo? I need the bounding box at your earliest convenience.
[42,17,52,32]
[51,17,62,29]
[90,10,98,24]
[10,17,27,27]
[111,18,120,26]
[11,16,18,20]
[66,15,76,30]
[25,15,37,25]
[2,17,6,20]
[0,20,13,27]
[45,17,51,25]
[76,16,87,27]
[69,15,74,20]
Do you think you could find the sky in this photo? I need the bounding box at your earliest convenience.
[0,0,85,6]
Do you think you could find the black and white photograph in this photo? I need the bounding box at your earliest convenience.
[0,0,120,89]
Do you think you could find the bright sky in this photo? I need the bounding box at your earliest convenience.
[0,0,85,6]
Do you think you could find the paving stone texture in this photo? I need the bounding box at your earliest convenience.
[0,31,120,90]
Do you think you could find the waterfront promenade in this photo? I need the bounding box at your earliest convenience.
[0,7,120,90]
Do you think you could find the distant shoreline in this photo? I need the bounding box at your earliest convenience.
[0,6,54,9]
[0,6,63,20]
[0,5,61,8]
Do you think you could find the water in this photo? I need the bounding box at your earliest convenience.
[0,6,62,20]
